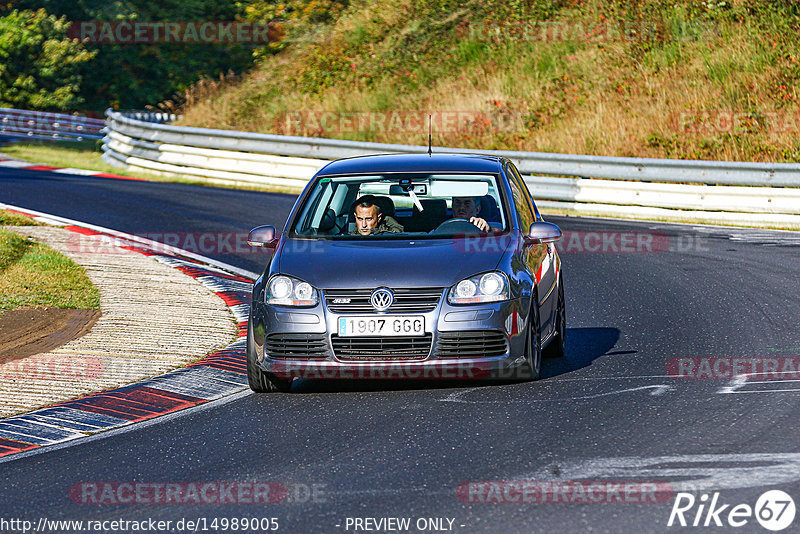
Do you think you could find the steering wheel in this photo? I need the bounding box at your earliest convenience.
[430,218,486,234]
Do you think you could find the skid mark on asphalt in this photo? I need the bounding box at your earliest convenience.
[718,373,800,394]
[440,383,675,403]
[525,453,800,492]
[440,370,800,404]
[693,226,800,247]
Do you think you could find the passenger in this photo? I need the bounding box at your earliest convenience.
[350,195,404,235]
[452,196,489,232]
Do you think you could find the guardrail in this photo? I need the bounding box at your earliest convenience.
[102,109,800,228]
[0,108,105,142]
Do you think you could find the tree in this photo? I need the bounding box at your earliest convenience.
[7,0,255,111]
[0,9,95,110]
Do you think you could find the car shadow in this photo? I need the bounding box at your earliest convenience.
[540,326,621,379]
[289,327,621,394]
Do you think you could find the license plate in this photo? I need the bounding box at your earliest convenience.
[338,316,425,337]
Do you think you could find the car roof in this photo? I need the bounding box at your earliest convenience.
[316,153,506,177]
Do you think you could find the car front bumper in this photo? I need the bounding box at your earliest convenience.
[250,296,533,381]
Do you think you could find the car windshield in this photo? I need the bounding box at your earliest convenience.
[289,173,508,239]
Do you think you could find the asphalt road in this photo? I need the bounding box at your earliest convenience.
[3,169,800,533]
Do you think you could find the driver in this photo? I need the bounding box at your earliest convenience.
[452,196,489,232]
[350,195,404,235]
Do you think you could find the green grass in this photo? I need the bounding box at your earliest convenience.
[0,141,160,181]
[0,210,42,226]
[0,227,100,311]
[0,141,303,194]
[175,0,800,163]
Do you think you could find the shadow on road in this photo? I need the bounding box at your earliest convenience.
[540,326,622,379]
[289,326,621,394]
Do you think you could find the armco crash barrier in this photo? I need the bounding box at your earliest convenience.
[0,108,105,143]
[101,109,800,228]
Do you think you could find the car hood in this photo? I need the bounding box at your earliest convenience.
[277,237,512,289]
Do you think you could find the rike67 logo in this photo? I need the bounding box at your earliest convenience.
[668,490,796,531]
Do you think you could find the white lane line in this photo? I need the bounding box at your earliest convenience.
[717,374,749,394]
[0,160,35,168]
[727,389,800,394]
[441,384,675,403]
[316,452,800,499]
[718,373,800,394]
[546,375,675,381]
[440,387,480,403]
[744,379,800,385]
[51,168,103,176]
[525,453,800,492]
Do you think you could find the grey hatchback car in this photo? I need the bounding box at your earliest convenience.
[246,153,565,392]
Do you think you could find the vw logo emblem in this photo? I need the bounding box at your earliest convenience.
[370,288,394,311]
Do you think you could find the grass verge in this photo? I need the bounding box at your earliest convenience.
[0,210,44,226]
[0,224,100,311]
[0,140,163,181]
[179,0,800,163]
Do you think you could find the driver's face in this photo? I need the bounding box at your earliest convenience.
[452,197,479,219]
[355,205,381,235]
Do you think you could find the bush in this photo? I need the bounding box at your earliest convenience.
[0,9,95,110]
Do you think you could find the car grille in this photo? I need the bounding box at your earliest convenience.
[324,288,443,313]
[265,333,329,360]
[435,331,508,358]
[332,334,433,360]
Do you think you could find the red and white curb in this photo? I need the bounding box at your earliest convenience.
[0,203,259,459]
[0,156,146,181]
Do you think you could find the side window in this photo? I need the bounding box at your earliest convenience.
[506,164,536,231]
[509,163,542,221]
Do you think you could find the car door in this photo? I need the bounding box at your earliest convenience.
[506,162,557,335]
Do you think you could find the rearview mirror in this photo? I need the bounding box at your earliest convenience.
[247,225,278,247]
[389,184,427,195]
[429,180,489,198]
[525,222,562,244]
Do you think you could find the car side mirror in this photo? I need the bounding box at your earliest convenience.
[525,222,562,245]
[247,225,278,248]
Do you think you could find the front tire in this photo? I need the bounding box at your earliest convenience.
[544,275,566,359]
[523,297,542,381]
[246,319,293,393]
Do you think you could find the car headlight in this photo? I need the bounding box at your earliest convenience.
[448,272,510,304]
[265,275,318,306]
